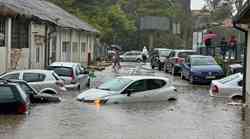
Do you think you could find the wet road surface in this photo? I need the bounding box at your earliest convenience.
[0,62,247,139]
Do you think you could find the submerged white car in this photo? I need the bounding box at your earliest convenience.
[77,76,177,104]
[209,73,242,99]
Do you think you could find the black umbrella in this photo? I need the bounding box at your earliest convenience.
[111,45,122,50]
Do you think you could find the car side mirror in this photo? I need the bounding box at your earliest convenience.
[125,89,134,97]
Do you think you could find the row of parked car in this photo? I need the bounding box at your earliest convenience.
[150,48,243,101]
[0,62,90,114]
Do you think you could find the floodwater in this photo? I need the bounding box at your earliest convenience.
[0,62,248,139]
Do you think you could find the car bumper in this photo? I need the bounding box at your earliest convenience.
[65,83,80,89]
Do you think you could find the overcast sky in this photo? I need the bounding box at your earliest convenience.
[191,0,205,10]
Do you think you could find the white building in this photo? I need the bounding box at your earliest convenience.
[0,0,99,73]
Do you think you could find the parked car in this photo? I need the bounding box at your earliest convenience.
[209,73,242,100]
[48,62,89,90]
[181,55,224,84]
[164,49,196,74]
[4,79,61,103]
[150,48,172,70]
[0,80,30,114]
[77,76,177,104]
[0,70,66,95]
[119,51,143,62]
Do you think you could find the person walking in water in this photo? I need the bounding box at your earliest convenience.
[112,48,121,72]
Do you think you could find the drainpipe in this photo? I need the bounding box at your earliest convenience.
[233,22,248,104]
[45,24,57,68]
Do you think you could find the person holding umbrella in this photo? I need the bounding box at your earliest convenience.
[203,32,217,56]
[111,45,121,72]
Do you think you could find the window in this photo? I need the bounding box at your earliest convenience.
[23,73,46,82]
[81,42,86,56]
[36,47,40,63]
[0,86,15,102]
[62,42,71,61]
[0,18,5,47]
[169,51,175,58]
[18,82,36,95]
[11,17,29,48]
[72,42,80,62]
[127,80,147,93]
[48,66,73,77]
[147,79,166,90]
[2,73,20,80]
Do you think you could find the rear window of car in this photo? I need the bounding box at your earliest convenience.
[17,82,35,95]
[23,73,46,82]
[48,66,73,77]
[0,86,16,102]
[178,52,196,58]
[159,50,170,57]
[219,73,242,84]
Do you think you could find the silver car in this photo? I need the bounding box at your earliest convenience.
[0,70,66,95]
[119,51,143,62]
[48,62,89,90]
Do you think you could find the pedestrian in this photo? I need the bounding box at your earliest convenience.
[220,37,227,60]
[112,48,121,72]
[142,46,148,63]
[228,35,237,59]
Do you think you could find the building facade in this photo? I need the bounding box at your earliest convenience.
[0,0,98,73]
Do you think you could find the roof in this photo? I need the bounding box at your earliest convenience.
[173,49,196,52]
[0,0,98,33]
[118,76,170,81]
[4,69,54,74]
[49,62,80,68]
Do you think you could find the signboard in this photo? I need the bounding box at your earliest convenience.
[140,16,170,31]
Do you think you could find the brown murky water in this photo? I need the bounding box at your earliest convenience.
[0,62,247,139]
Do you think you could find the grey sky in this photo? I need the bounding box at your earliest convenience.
[191,0,205,10]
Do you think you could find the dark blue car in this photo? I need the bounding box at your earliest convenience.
[181,55,224,84]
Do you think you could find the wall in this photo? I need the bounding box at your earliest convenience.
[0,47,6,73]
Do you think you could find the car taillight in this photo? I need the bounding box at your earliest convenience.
[211,85,219,95]
[70,71,75,81]
[176,58,184,64]
[18,103,28,114]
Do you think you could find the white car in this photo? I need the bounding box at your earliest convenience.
[77,76,177,104]
[0,70,66,95]
[209,73,242,99]
[48,62,89,90]
[119,51,143,62]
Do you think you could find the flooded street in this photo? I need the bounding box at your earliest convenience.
[0,62,248,139]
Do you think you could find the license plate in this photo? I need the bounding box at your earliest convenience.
[206,76,216,79]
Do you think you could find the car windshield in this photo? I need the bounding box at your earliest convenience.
[97,78,132,92]
[159,50,170,57]
[48,66,73,77]
[219,73,242,84]
[191,57,217,66]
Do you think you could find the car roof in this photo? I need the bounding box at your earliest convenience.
[118,76,169,81]
[3,69,53,75]
[173,49,196,53]
[49,62,80,67]
[126,51,142,53]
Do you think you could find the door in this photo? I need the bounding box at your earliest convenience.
[110,79,148,103]
[182,57,191,78]
[22,72,49,93]
[76,64,88,89]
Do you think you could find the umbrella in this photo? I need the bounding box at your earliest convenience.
[203,33,217,42]
[111,45,122,50]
